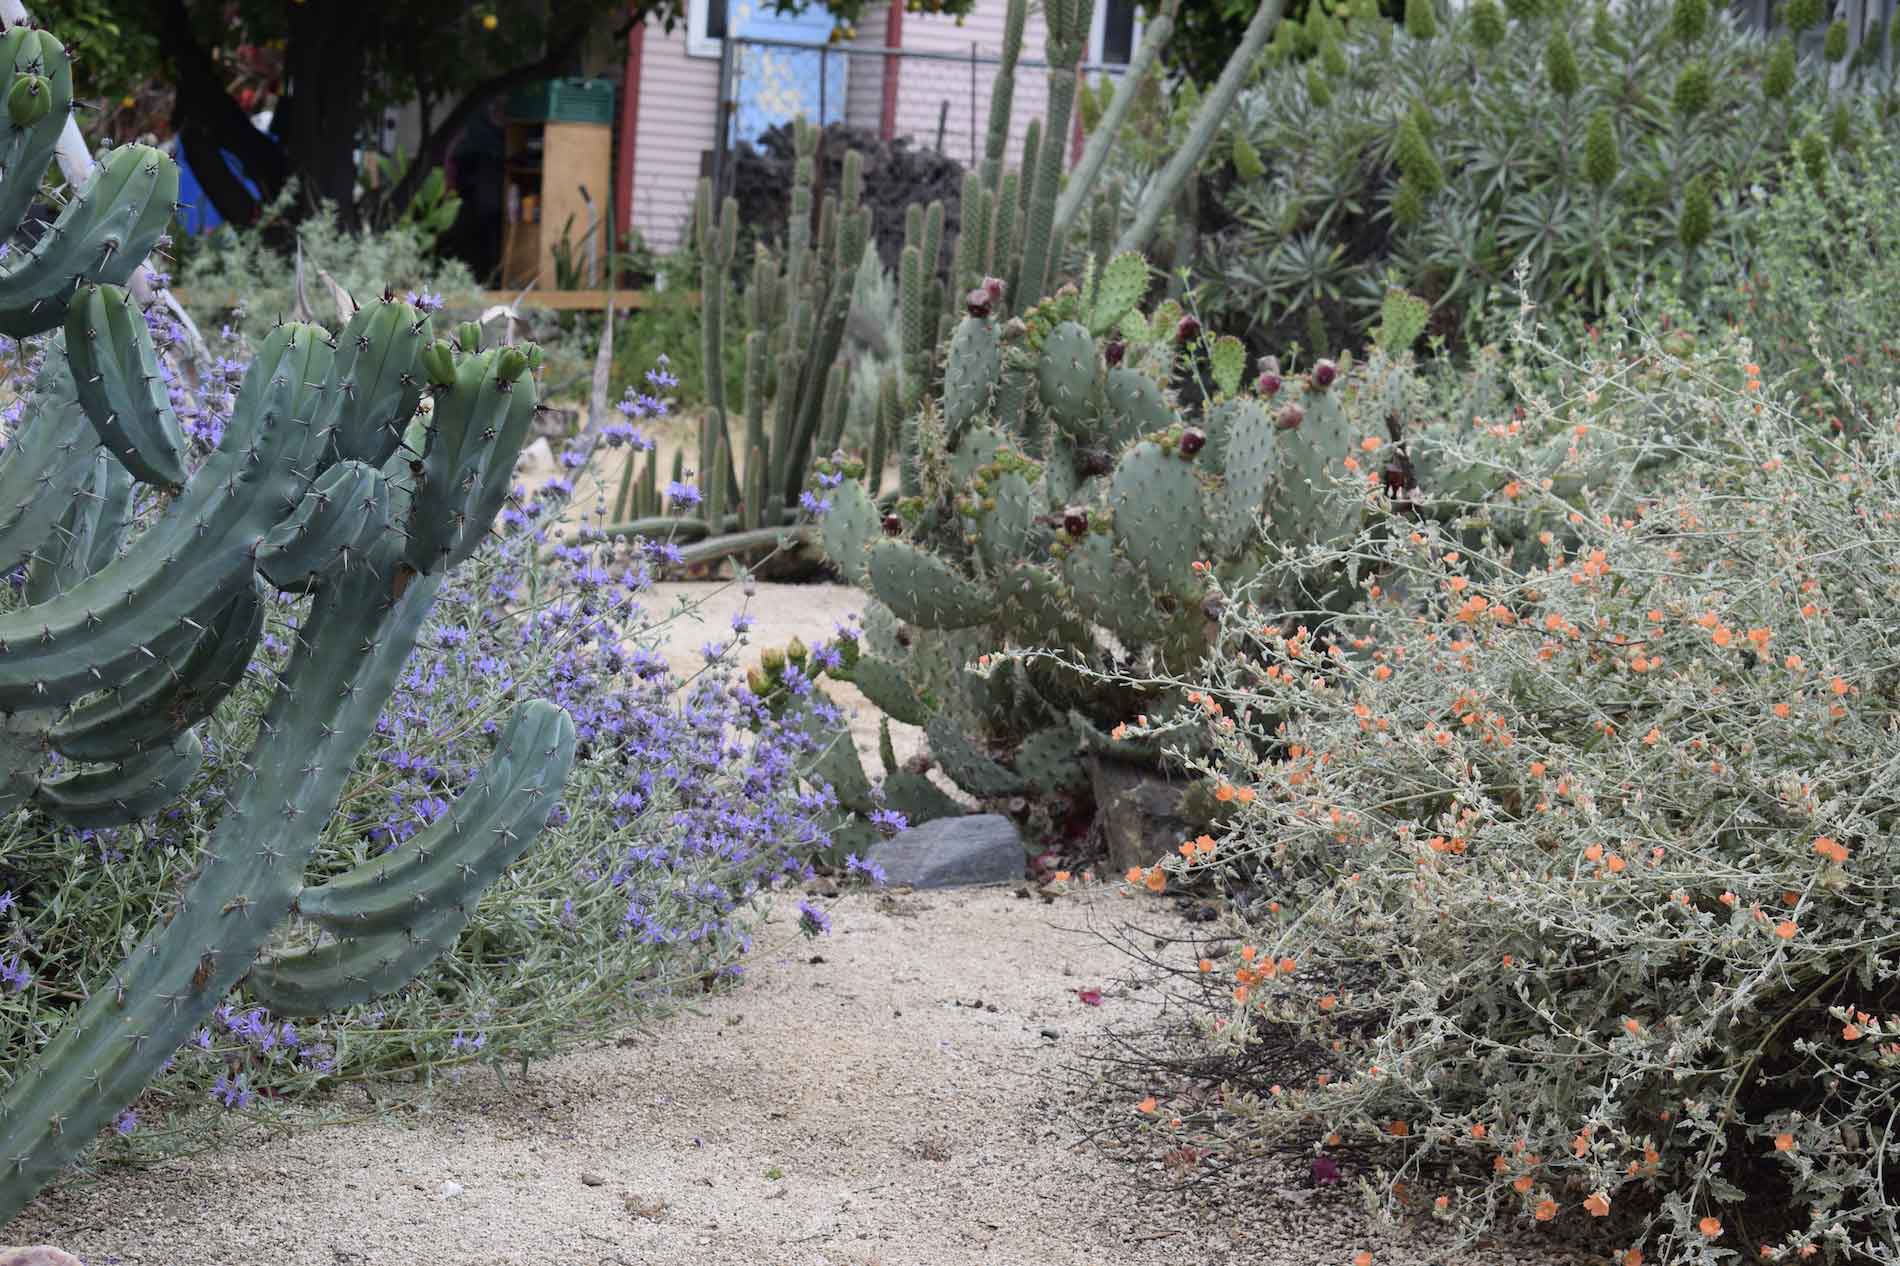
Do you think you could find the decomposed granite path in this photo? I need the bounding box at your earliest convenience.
[9,887,1576,1266]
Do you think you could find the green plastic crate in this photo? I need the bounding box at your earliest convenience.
[507,78,616,125]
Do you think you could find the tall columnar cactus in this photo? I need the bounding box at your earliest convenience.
[0,22,574,1219]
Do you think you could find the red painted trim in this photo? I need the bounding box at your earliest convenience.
[879,0,903,141]
[616,12,646,247]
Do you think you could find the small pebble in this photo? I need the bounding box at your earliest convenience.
[580,1172,606,1187]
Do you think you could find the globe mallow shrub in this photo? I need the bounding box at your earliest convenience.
[1114,329,1900,1262]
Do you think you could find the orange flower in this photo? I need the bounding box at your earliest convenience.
[1534,1198,1558,1222]
[1720,891,1738,907]
[1124,867,1142,884]
[1197,958,1213,974]
[1623,1251,1645,1266]
[1774,1133,1796,1152]
[1584,843,1604,862]
[1053,870,1071,882]
[1144,868,1167,894]
[1137,1096,1158,1114]
[1785,653,1804,670]
[1813,836,1849,864]
[1319,994,1339,1012]
[1774,920,1798,940]
[1584,1192,1612,1217]
[1235,786,1256,804]
[1699,1216,1724,1238]
[1606,853,1628,874]
[1214,783,1236,803]
[1512,1174,1535,1194]
[1353,1253,1374,1266]
[1435,1194,1450,1210]
[1470,1122,1488,1139]
[1278,957,1298,976]
[1624,1017,1642,1035]
[1388,1120,1410,1137]
[1773,702,1792,719]
[1844,1022,1863,1040]
[1832,676,1850,695]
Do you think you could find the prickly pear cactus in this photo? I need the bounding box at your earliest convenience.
[782,256,1387,852]
[0,22,574,1220]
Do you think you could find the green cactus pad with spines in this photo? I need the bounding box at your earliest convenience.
[51,581,265,762]
[1036,321,1098,438]
[0,321,336,713]
[999,562,1092,650]
[948,424,1003,484]
[866,541,993,630]
[405,348,539,571]
[878,714,899,774]
[317,298,434,467]
[1210,399,1278,555]
[278,701,576,944]
[976,470,1040,567]
[0,30,72,235]
[27,447,132,603]
[1208,335,1247,398]
[794,687,877,813]
[1013,725,1087,792]
[837,653,932,727]
[64,283,187,488]
[1088,252,1149,336]
[877,770,963,825]
[0,143,178,338]
[1102,367,1171,448]
[820,478,879,585]
[943,315,1000,442]
[258,460,390,588]
[1271,388,1359,547]
[924,714,1028,797]
[1062,529,1170,642]
[1109,440,1206,594]
[31,731,204,830]
[0,346,101,579]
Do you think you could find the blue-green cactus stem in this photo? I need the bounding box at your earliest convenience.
[65,283,187,488]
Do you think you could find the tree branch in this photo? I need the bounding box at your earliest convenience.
[380,10,603,220]
[151,0,288,224]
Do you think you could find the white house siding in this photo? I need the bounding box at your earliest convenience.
[629,21,722,253]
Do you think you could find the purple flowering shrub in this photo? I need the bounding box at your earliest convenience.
[0,307,857,1161]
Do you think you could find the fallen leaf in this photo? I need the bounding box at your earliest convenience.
[1076,988,1103,1006]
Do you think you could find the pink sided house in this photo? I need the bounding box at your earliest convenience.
[613,0,1142,255]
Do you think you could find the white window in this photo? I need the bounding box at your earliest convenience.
[687,0,730,59]
[1091,0,1141,65]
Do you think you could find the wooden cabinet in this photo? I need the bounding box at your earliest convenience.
[500,120,614,291]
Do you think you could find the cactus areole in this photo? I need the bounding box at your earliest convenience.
[0,23,575,1221]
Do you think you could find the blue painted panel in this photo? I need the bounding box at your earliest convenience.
[727,2,848,148]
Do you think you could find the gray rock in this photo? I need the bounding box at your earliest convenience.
[871,814,1022,888]
[1088,758,1193,874]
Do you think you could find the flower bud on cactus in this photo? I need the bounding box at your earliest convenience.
[1673,61,1711,122]
[982,276,1006,304]
[1062,506,1089,536]
[965,287,993,318]
[882,513,903,536]
[1175,314,1201,344]
[1678,175,1713,252]
[1258,369,1283,396]
[1104,338,1126,367]
[1584,109,1620,190]
[1545,28,1580,97]
[1277,403,1306,431]
[1764,36,1796,101]
[1468,0,1506,49]
[5,74,50,127]
[1179,427,1207,456]
[1824,18,1849,61]
[1830,102,1854,152]
[1671,0,1708,43]
[1313,359,1339,388]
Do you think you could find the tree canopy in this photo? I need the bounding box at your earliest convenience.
[25,0,974,231]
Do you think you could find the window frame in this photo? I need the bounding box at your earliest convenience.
[686,0,730,60]
[1090,0,1143,66]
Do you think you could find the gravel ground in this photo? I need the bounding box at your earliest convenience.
[8,887,1578,1266]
